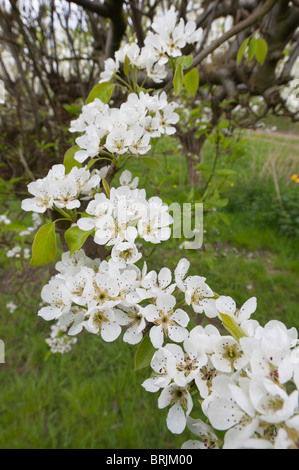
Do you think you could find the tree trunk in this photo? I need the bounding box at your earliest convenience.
[178,130,207,186]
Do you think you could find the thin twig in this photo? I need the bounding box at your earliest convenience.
[18,147,35,181]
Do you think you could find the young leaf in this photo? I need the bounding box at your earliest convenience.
[237,37,249,65]
[177,55,193,70]
[134,332,156,371]
[102,177,110,197]
[123,54,130,78]
[215,168,236,176]
[85,82,115,105]
[30,222,56,267]
[142,156,162,171]
[205,198,229,208]
[65,225,94,256]
[248,37,257,63]
[183,68,199,96]
[63,145,82,173]
[173,62,184,96]
[4,223,27,232]
[255,37,268,64]
[219,313,247,341]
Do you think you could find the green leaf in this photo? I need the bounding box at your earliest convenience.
[205,198,229,208]
[217,212,231,226]
[177,55,193,70]
[215,168,236,176]
[237,37,249,65]
[85,82,115,105]
[4,223,27,232]
[217,119,230,130]
[173,63,184,96]
[142,156,162,171]
[134,332,156,371]
[63,103,82,115]
[86,158,97,170]
[64,225,94,256]
[63,145,82,174]
[30,222,56,267]
[102,177,110,198]
[255,37,268,64]
[183,68,199,96]
[195,163,211,172]
[123,55,130,78]
[248,37,257,62]
[219,313,247,341]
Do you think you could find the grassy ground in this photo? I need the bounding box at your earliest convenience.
[1,127,299,448]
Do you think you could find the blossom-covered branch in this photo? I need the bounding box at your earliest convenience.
[21,6,299,450]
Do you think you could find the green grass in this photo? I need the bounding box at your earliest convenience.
[0,272,190,449]
[1,129,299,448]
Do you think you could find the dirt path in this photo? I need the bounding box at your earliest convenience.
[246,129,299,149]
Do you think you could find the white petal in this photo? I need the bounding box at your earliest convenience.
[101,322,121,342]
[123,328,143,345]
[164,343,184,362]
[207,398,244,430]
[168,325,189,344]
[181,440,203,449]
[175,258,190,278]
[195,298,218,318]
[150,324,164,348]
[216,296,236,316]
[158,386,173,408]
[172,308,189,327]
[239,297,257,322]
[77,217,95,231]
[156,293,176,313]
[113,308,131,326]
[143,304,159,322]
[211,354,232,373]
[21,198,48,213]
[167,404,186,434]
[223,418,260,449]
[125,226,138,243]
[38,306,61,320]
[158,267,172,289]
[68,322,84,336]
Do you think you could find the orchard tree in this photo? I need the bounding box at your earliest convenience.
[11,3,299,449]
[1,0,299,185]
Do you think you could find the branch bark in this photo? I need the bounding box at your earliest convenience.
[191,0,277,69]
[65,0,127,58]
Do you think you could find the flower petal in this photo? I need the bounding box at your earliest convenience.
[150,324,164,348]
[101,322,121,342]
[167,403,186,434]
[172,308,189,327]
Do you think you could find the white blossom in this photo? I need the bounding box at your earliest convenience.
[143,293,189,348]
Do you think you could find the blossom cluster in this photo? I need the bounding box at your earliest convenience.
[99,6,202,85]
[68,7,203,165]
[0,214,11,225]
[69,91,179,164]
[21,164,102,213]
[38,244,299,448]
[76,171,173,248]
[37,249,217,349]
[2,212,42,261]
[6,301,17,314]
[45,321,78,354]
[143,300,299,449]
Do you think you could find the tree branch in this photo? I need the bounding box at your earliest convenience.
[191,0,277,68]
[126,0,145,47]
[66,0,127,58]
[64,0,110,16]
